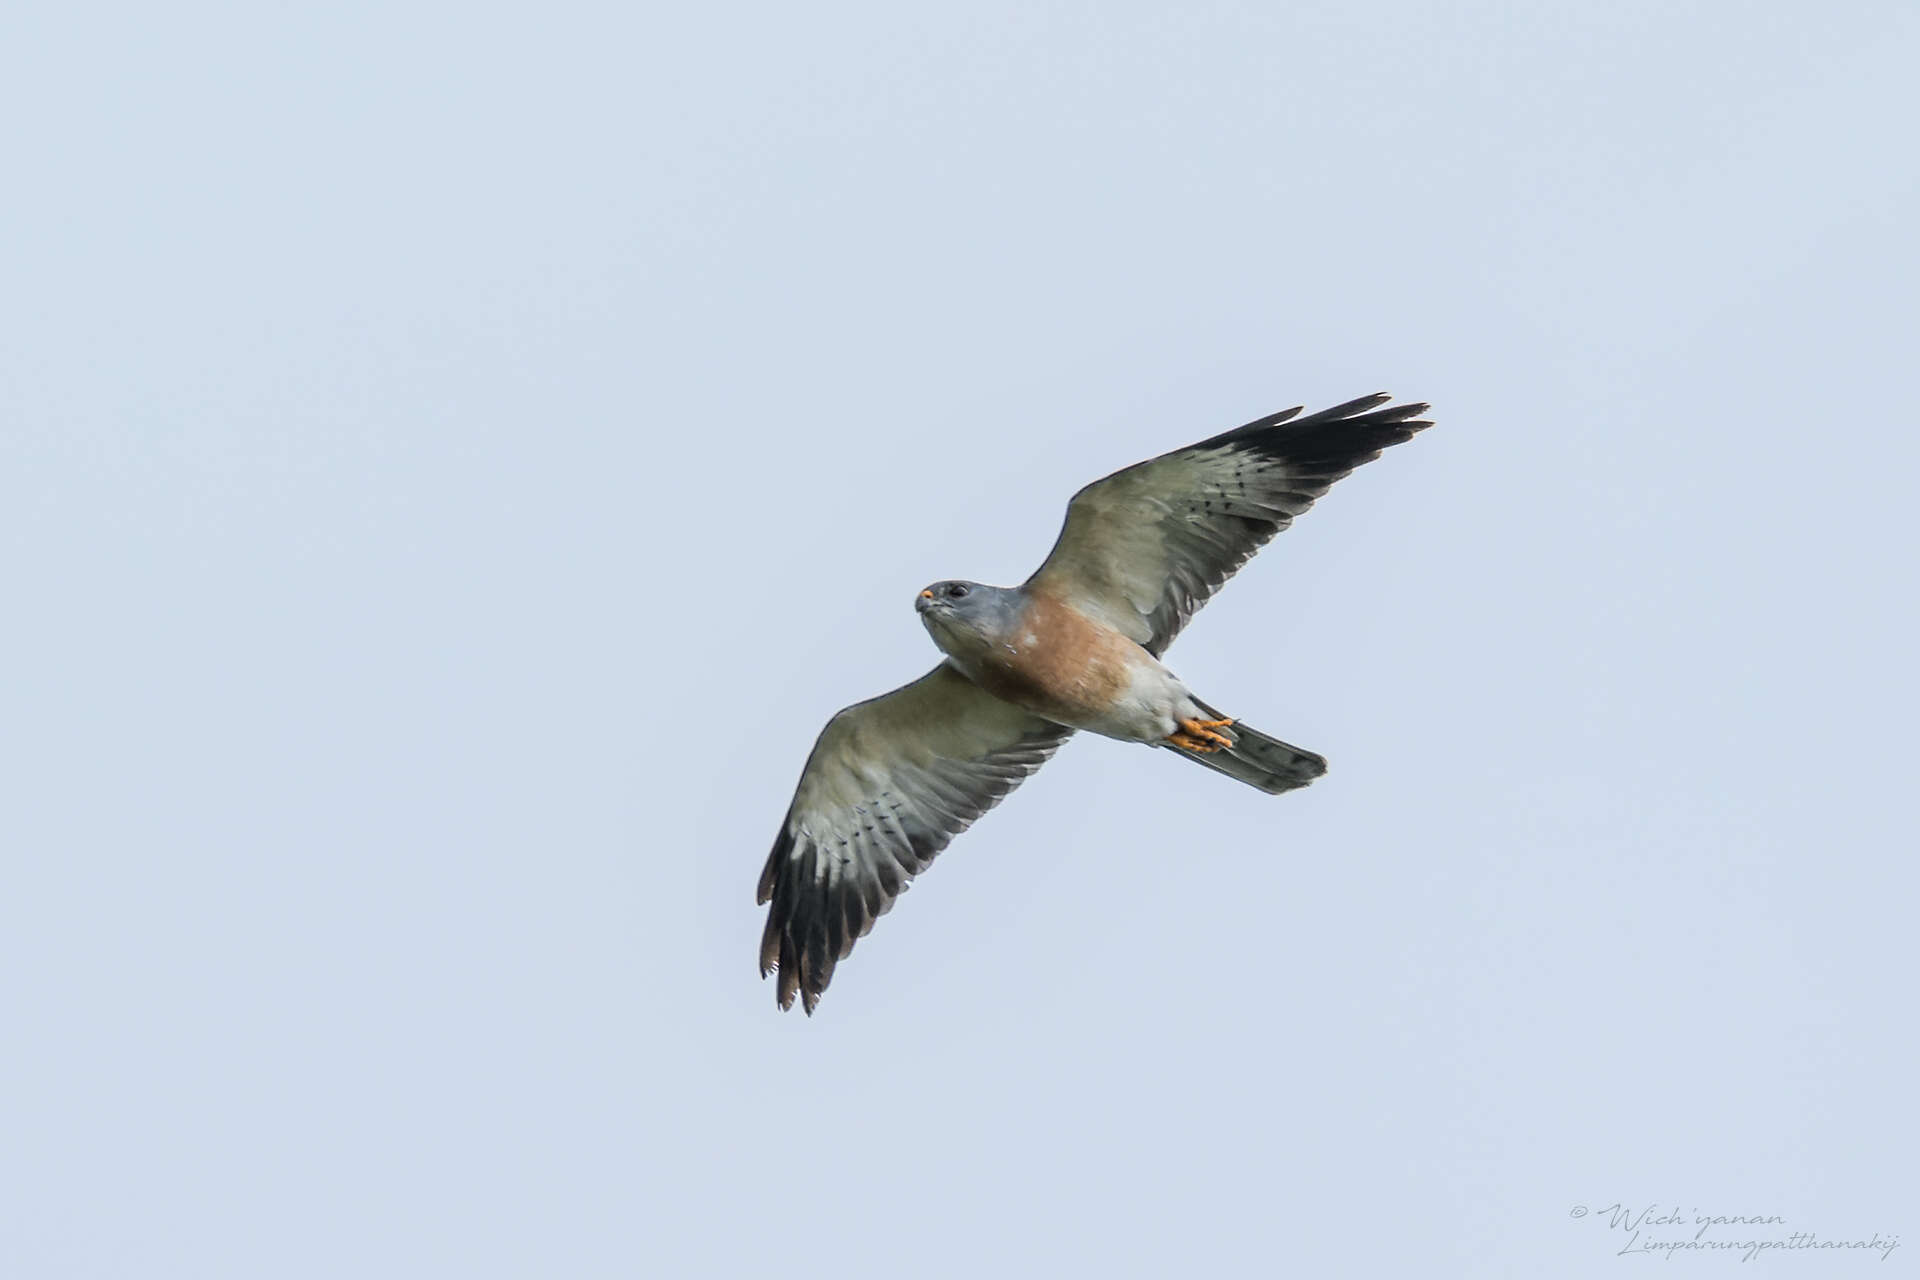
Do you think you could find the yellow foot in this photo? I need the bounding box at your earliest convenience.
[1167,716,1236,753]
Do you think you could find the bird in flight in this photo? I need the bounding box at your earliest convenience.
[757,393,1431,1012]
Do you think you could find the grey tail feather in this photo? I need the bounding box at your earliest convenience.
[1163,702,1328,795]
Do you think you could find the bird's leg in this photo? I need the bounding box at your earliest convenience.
[1167,717,1236,753]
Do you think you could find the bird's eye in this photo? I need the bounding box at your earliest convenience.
[947,583,969,599]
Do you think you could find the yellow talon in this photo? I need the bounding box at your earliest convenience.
[1168,717,1236,753]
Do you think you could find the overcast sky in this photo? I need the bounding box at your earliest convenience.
[4,2,1916,1276]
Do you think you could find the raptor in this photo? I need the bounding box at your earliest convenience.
[757,393,1432,1011]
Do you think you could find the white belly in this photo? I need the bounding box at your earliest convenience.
[1071,658,1202,744]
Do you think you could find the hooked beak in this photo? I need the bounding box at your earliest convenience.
[916,588,935,614]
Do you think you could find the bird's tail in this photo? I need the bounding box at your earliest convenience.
[1162,700,1327,795]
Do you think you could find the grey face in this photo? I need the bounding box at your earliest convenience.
[915,580,1019,658]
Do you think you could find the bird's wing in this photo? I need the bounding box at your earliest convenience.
[1025,393,1432,656]
[757,662,1073,1013]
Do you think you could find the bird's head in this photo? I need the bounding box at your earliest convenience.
[915,580,1017,657]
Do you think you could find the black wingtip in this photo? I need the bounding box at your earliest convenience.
[1230,403,1306,433]
[1202,393,1432,451]
[755,827,793,906]
[1328,390,1394,415]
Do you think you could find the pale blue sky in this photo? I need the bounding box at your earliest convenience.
[4,3,1916,1276]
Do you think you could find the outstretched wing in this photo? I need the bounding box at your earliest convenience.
[757,663,1073,1013]
[1025,393,1432,656]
